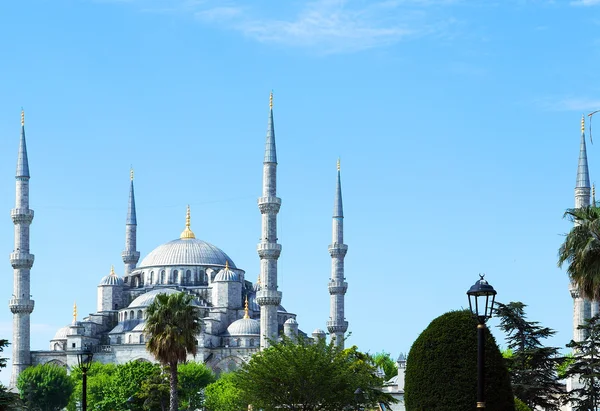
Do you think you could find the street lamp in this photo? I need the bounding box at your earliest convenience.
[354,388,365,411]
[76,347,94,411]
[467,274,497,410]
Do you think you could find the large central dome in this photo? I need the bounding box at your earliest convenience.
[138,238,237,268]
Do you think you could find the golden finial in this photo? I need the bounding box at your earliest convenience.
[244,296,250,319]
[130,168,134,181]
[225,260,229,270]
[73,301,77,323]
[269,91,273,110]
[110,265,116,276]
[582,115,586,134]
[257,275,261,285]
[21,109,24,127]
[337,158,340,171]
[180,205,196,239]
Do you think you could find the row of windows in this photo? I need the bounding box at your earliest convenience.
[115,334,145,344]
[121,310,144,321]
[125,269,210,288]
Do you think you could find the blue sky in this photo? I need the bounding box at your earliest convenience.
[1,0,600,385]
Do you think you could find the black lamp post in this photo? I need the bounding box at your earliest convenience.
[76,347,94,411]
[467,274,497,410]
[354,388,364,411]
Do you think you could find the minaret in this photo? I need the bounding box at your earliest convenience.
[9,110,35,387]
[256,92,282,350]
[327,159,349,348]
[122,169,140,276]
[570,115,592,342]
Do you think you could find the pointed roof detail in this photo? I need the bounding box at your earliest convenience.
[16,109,30,178]
[577,115,591,189]
[244,296,250,319]
[180,205,196,239]
[73,301,77,323]
[264,91,277,164]
[334,159,343,218]
[126,169,137,225]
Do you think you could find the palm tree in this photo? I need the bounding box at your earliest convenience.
[145,292,201,411]
[558,206,600,300]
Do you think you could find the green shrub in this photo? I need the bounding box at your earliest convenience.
[404,310,515,411]
[514,397,531,411]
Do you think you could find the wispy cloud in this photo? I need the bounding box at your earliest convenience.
[537,97,600,112]
[571,0,600,6]
[98,0,460,53]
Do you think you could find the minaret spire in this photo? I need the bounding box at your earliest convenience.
[327,159,349,348]
[571,115,593,343]
[256,92,283,350]
[9,109,35,387]
[122,169,140,276]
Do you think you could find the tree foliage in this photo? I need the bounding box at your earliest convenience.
[494,301,565,410]
[372,351,398,381]
[145,292,201,411]
[0,339,22,411]
[204,373,245,411]
[234,336,396,411]
[17,363,73,411]
[404,310,515,411]
[558,206,600,300]
[563,314,600,411]
[177,362,215,410]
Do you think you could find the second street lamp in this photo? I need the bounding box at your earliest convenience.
[77,347,94,411]
[467,274,497,410]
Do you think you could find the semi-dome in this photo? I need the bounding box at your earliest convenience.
[128,288,181,309]
[227,318,260,336]
[52,326,70,340]
[99,266,124,286]
[284,318,297,325]
[138,238,236,269]
[214,261,239,282]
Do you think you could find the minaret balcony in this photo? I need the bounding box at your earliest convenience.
[10,252,35,269]
[328,280,348,294]
[122,250,141,263]
[256,289,282,306]
[326,320,348,333]
[9,298,34,314]
[10,208,34,224]
[328,244,348,257]
[257,243,282,259]
[258,197,281,214]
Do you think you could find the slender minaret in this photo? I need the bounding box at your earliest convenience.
[9,110,35,387]
[327,159,349,348]
[570,114,592,342]
[256,92,282,350]
[122,169,140,276]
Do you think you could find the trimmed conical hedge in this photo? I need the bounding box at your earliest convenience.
[404,310,514,411]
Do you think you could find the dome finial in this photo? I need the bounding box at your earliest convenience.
[225,260,229,270]
[73,301,77,323]
[180,205,196,239]
[130,168,134,181]
[21,108,24,127]
[582,114,586,134]
[110,265,116,276]
[337,158,340,171]
[269,91,273,110]
[244,296,250,319]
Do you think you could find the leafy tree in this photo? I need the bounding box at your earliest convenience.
[204,373,245,411]
[563,314,600,411]
[558,206,600,300]
[494,301,565,410]
[67,362,118,411]
[17,363,73,411]
[404,310,515,411]
[372,351,398,381]
[514,397,531,411]
[145,292,201,411]
[139,371,170,411]
[0,339,22,411]
[234,335,396,411]
[178,362,215,410]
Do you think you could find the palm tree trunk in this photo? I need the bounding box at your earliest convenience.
[169,361,178,411]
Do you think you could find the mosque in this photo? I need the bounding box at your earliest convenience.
[7,94,350,387]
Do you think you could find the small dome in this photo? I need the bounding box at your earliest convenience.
[52,326,70,340]
[139,238,236,268]
[284,318,297,325]
[312,328,326,335]
[128,288,181,308]
[214,262,239,282]
[99,266,124,286]
[227,318,260,336]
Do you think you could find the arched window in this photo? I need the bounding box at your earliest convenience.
[124,312,128,321]
[236,338,241,347]
[117,336,122,344]
[137,310,142,319]
[173,270,178,283]
[53,342,61,351]
[130,310,134,319]
[250,339,255,347]
[161,270,165,284]
[186,270,191,285]
[114,303,118,310]
[128,335,132,344]
[140,335,144,344]
[149,271,154,284]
